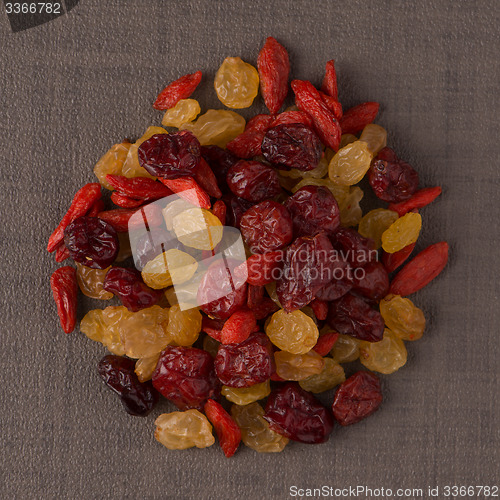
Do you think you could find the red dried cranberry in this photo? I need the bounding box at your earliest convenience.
[350,261,389,302]
[222,195,255,228]
[261,123,322,171]
[368,147,419,202]
[240,200,293,254]
[285,185,340,237]
[64,216,119,269]
[201,145,239,193]
[247,284,265,309]
[152,346,221,410]
[98,355,158,416]
[214,332,275,388]
[332,371,382,426]
[263,383,334,444]
[103,267,163,312]
[327,293,384,342]
[138,131,201,179]
[330,227,376,267]
[226,160,281,202]
[197,259,248,319]
[276,232,336,312]
[315,275,352,301]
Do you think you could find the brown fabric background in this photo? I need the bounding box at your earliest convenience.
[1,1,498,499]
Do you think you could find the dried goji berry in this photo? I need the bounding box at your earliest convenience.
[319,91,343,121]
[271,110,314,129]
[388,187,442,216]
[291,79,341,151]
[246,114,275,132]
[339,102,380,134]
[106,175,173,201]
[153,71,202,110]
[159,177,211,209]
[87,199,105,217]
[50,266,78,334]
[204,399,241,458]
[382,242,416,273]
[257,37,290,114]
[54,243,70,263]
[193,158,222,199]
[313,332,339,357]
[97,208,137,232]
[47,183,102,252]
[226,129,267,158]
[310,299,328,321]
[321,60,338,100]
[220,308,257,344]
[239,251,284,286]
[389,242,449,296]
[202,316,225,342]
[110,192,144,208]
[212,200,227,225]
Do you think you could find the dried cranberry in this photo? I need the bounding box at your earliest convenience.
[103,267,163,312]
[240,200,293,254]
[64,216,119,269]
[226,160,281,202]
[277,232,336,312]
[261,123,322,171]
[285,185,340,237]
[263,383,334,444]
[197,259,248,319]
[249,297,280,320]
[332,371,382,426]
[138,131,201,179]
[214,333,275,388]
[350,261,389,302]
[330,227,376,267]
[327,293,384,342]
[152,346,221,411]
[98,355,158,416]
[315,275,352,301]
[368,147,419,202]
[201,145,239,193]
[223,194,255,228]
[247,284,265,309]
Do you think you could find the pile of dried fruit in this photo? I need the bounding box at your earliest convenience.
[48,37,448,456]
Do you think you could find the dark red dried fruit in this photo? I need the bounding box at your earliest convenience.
[257,37,290,114]
[315,274,352,302]
[220,308,257,345]
[204,399,241,458]
[153,71,202,110]
[226,160,281,202]
[277,232,336,312]
[201,145,239,193]
[223,195,255,228]
[197,259,248,320]
[247,284,265,309]
[242,251,284,286]
[201,316,225,342]
[285,185,340,237]
[106,175,173,201]
[327,293,384,342]
[261,123,322,172]
[240,200,293,254]
[332,371,382,426]
[382,242,416,273]
[152,346,220,411]
[339,102,379,135]
[215,332,275,388]
[98,355,158,417]
[212,200,227,225]
[330,227,376,267]
[321,60,338,100]
[368,147,419,203]
[50,266,78,334]
[64,216,119,269]
[248,297,280,320]
[103,267,163,312]
[264,383,334,444]
[313,332,339,356]
[388,186,442,216]
[138,131,201,179]
[351,261,389,302]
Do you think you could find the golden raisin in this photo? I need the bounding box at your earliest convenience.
[330,334,360,363]
[161,99,201,128]
[358,208,399,248]
[274,350,325,380]
[299,358,346,393]
[141,249,198,289]
[379,294,425,341]
[135,353,161,382]
[338,186,364,227]
[359,329,408,374]
[359,124,387,155]
[165,304,202,346]
[339,133,358,148]
[162,198,196,230]
[329,140,372,186]
[93,141,131,189]
[214,57,259,109]
[381,212,422,253]
[76,263,113,300]
[172,207,223,251]
[222,381,271,405]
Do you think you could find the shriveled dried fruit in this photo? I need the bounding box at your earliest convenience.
[339,102,379,135]
[274,350,325,381]
[153,71,202,110]
[299,358,345,393]
[379,294,425,341]
[321,60,338,100]
[338,186,364,227]
[381,212,422,253]
[50,266,78,334]
[388,186,442,216]
[231,402,289,453]
[161,98,201,128]
[312,331,339,356]
[330,334,360,363]
[221,380,271,405]
[382,242,416,273]
[204,399,241,457]
[80,307,126,355]
[142,249,198,289]
[172,207,223,250]
[106,175,173,202]
[243,251,284,286]
[215,57,259,109]
[359,329,407,374]
[76,262,113,300]
[135,353,161,383]
[220,308,257,344]
[350,261,390,302]
[331,227,376,267]
[94,141,131,190]
[329,141,372,186]
[358,208,399,249]
[359,123,387,155]
[154,410,214,450]
[165,304,202,346]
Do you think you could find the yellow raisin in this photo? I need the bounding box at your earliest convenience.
[339,186,364,227]
[162,198,196,230]
[154,410,215,450]
[265,282,283,308]
[358,208,399,248]
[76,263,113,300]
[379,294,425,341]
[142,249,198,289]
[359,124,387,155]
[181,109,245,148]
[330,334,360,363]
[135,353,161,382]
[265,309,319,354]
[231,403,288,453]
[161,99,201,128]
[299,358,346,393]
[274,350,325,381]
[339,133,358,148]
[329,140,372,185]
[172,207,223,250]
[221,381,271,405]
[93,141,131,189]
[359,329,407,374]
[381,212,422,253]
[165,304,202,346]
[214,57,259,109]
